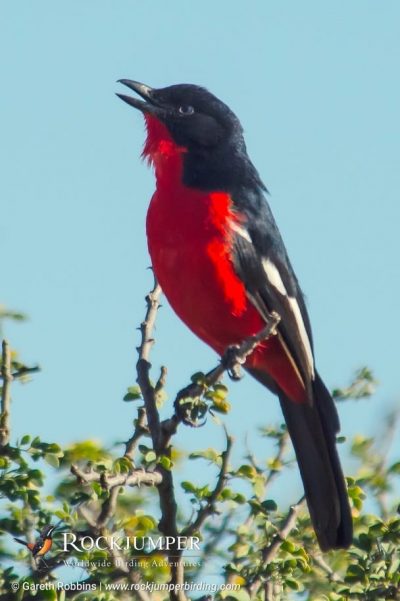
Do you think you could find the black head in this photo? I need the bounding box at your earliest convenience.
[117,80,265,192]
[117,80,244,151]
[39,524,56,539]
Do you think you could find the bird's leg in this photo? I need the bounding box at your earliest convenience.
[221,315,281,381]
[174,315,280,425]
[221,345,245,381]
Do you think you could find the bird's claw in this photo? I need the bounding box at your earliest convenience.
[221,345,245,381]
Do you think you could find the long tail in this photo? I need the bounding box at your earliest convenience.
[14,537,29,547]
[279,373,353,550]
[249,369,353,550]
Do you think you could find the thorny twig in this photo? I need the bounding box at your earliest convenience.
[182,429,233,538]
[263,497,305,562]
[70,464,162,489]
[134,279,185,601]
[264,430,289,489]
[124,406,149,460]
[0,340,12,447]
[250,497,306,597]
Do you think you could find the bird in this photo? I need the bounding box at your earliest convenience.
[117,79,353,551]
[14,524,57,561]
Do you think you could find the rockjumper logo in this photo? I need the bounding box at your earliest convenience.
[13,520,64,568]
[62,534,201,553]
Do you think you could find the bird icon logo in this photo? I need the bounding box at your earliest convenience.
[14,522,61,567]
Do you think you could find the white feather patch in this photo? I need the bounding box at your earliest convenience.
[229,220,252,243]
[288,296,315,380]
[262,258,314,380]
[262,258,287,295]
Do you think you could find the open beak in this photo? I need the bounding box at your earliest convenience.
[117,80,163,115]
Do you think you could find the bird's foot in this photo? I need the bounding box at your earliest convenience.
[221,345,245,381]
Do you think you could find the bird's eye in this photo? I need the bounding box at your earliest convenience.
[178,105,194,115]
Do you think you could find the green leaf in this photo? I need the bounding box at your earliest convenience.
[158,455,172,470]
[0,456,9,468]
[213,383,228,398]
[389,461,400,474]
[220,588,251,601]
[267,457,283,471]
[211,397,231,414]
[261,499,278,512]
[345,563,365,583]
[181,481,197,493]
[123,385,142,401]
[285,578,300,591]
[253,475,265,498]
[189,448,220,464]
[236,464,256,479]
[44,453,60,468]
[190,371,206,384]
[113,457,133,474]
[356,532,371,552]
[281,540,296,553]
[20,434,31,445]
[39,590,57,600]
[144,451,157,463]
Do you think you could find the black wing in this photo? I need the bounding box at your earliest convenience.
[230,186,315,401]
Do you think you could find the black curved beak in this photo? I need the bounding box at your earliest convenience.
[116,80,162,115]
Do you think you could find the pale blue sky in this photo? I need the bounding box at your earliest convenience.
[1,1,400,506]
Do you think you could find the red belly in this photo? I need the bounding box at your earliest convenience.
[146,188,261,347]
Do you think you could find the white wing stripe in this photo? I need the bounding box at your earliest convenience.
[229,219,252,243]
[288,296,315,380]
[262,258,315,380]
[262,258,287,295]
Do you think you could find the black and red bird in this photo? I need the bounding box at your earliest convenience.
[14,524,56,559]
[117,80,353,551]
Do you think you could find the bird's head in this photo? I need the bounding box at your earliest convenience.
[117,80,263,191]
[117,80,243,155]
[39,524,56,539]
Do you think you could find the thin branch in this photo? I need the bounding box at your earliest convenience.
[183,430,233,537]
[77,504,98,529]
[70,464,162,489]
[264,579,279,601]
[0,339,12,447]
[136,281,162,452]
[264,430,289,489]
[97,486,121,529]
[124,406,148,460]
[262,496,305,563]
[155,365,167,394]
[312,553,343,583]
[134,280,186,601]
[375,411,399,519]
[249,497,305,597]
[11,365,41,379]
[175,312,281,413]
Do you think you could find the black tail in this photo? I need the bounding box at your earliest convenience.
[279,372,353,550]
[14,537,29,547]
